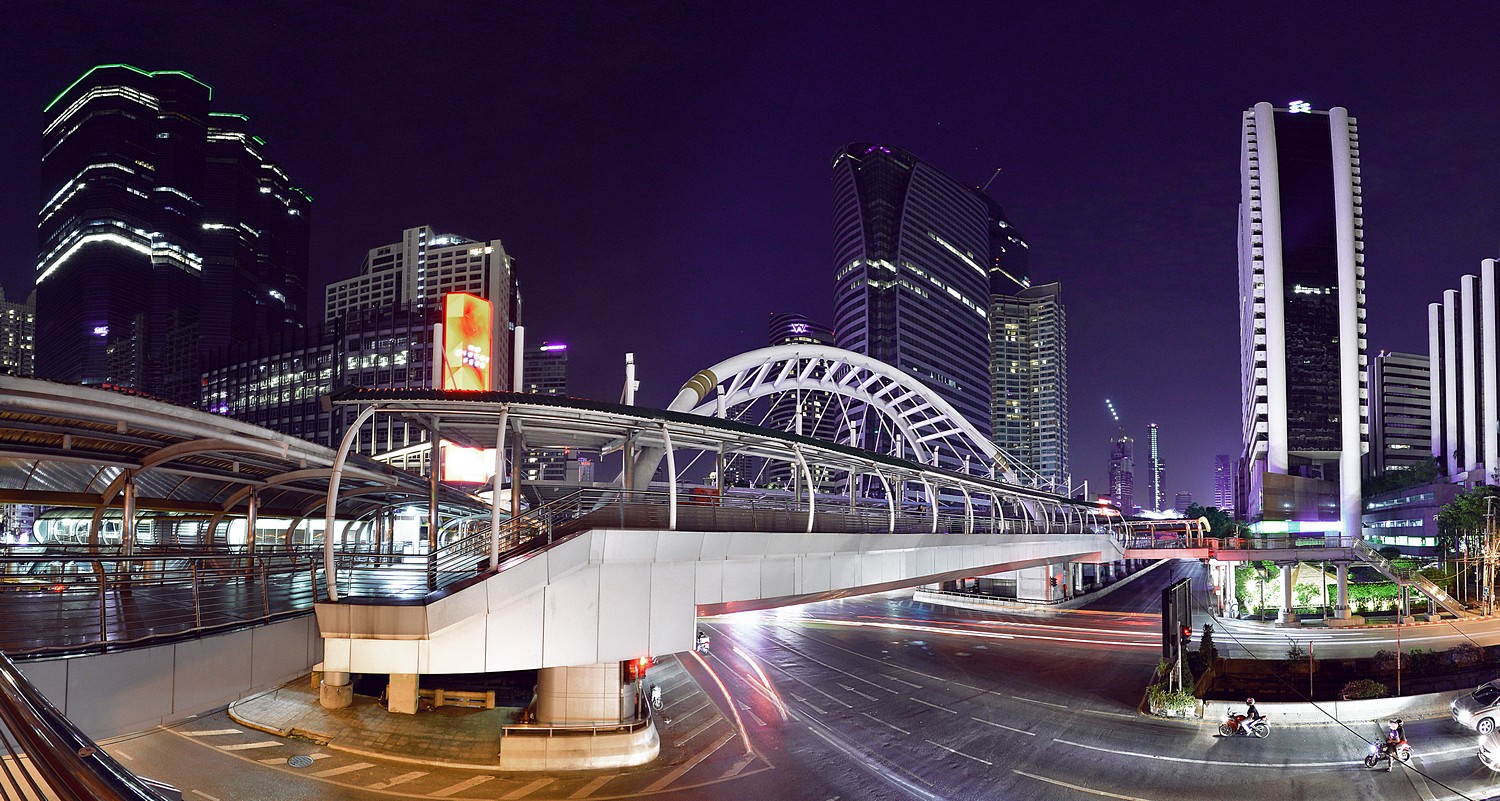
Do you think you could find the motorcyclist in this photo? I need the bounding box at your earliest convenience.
[695,629,710,653]
[1380,718,1406,761]
[1239,697,1261,735]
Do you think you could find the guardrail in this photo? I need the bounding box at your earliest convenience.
[0,651,180,800]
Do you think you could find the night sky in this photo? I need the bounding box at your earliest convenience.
[5,3,1499,506]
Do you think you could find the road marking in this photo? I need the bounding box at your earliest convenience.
[435,775,496,798]
[792,694,827,714]
[910,697,958,714]
[1054,737,1353,767]
[861,712,911,734]
[190,791,220,801]
[721,751,758,779]
[1015,768,1153,800]
[1010,695,1069,709]
[971,716,1035,736]
[759,661,852,708]
[926,739,993,765]
[258,752,329,765]
[181,729,241,737]
[311,762,374,778]
[675,717,721,746]
[367,771,426,790]
[114,749,133,761]
[881,673,922,688]
[642,732,735,793]
[766,640,899,693]
[218,741,282,751]
[1403,761,1440,801]
[568,775,614,799]
[839,683,879,701]
[1080,709,1137,719]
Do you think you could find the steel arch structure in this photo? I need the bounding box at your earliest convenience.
[668,344,1040,485]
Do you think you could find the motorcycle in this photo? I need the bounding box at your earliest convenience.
[695,633,711,654]
[1364,738,1412,770]
[1218,712,1270,738]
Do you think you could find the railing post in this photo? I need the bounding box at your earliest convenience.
[261,559,271,616]
[661,422,678,531]
[323,404,377,603]
[491,407,508,571]
[793,443,814,534]
[93,560,108,652]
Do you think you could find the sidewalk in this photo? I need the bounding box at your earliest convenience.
[229,654,708,770]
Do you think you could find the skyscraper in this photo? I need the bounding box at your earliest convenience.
[522,341,571,482]
[1107,429,1135,513]
[37,65,309,405]
[1429,258,1500,485]
[832,143,993,459]
[0,288,35,377]
[1214,454,1235,511]
[990,283,1068,489]
[1366,350,1432,477]
[1147,423,1165,512]
[1238,101,1367,539]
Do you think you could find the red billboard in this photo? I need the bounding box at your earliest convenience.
[442,292,493,391]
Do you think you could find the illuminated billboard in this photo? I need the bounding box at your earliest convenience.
[442,292,493,391]
[441,440,497,484]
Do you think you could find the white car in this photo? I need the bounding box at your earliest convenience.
[1480,729,1500,771]
[1453,679,1500,734]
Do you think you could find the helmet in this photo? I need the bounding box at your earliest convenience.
[1246,698,1255,705]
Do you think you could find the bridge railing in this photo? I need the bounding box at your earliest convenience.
[0,552,320,656]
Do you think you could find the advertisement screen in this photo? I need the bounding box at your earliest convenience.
[442,292,493,391]
[441,440,497,484]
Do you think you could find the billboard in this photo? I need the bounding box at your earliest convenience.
[441,440,497,484]
[442,292,493,391]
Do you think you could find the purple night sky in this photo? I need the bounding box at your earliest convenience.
[4,3,1499,505]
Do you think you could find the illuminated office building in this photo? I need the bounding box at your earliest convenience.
[0,288,35,377]
[1107,429,1135,513]
[521,341,572,482]
[1237,101,1367,538]
[1214,454,1235,511]
[1430,259,1500,485]
[990,283,1068,490]
[37,65,308,405]
[833,143,993,460]
[1147,423,1165,512]
[1365,350,1431,477]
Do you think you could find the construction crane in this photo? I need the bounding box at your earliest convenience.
[1105,398,1121,423]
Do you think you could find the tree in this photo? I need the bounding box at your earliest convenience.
[1183,503,1236,538]
[1365,458,1442,496]
[1436,485,1500,558]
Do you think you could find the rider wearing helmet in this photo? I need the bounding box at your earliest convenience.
[1239,697,1260,735]
[1384,718,1405,752]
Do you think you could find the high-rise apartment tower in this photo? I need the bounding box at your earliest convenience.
[1147,423,1165,512]
[1237,101,1367,539]
[990,283,1068,489]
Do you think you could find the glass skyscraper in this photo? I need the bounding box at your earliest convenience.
[832,143,993,458]
[989,283,1068,490]
[1238,101,1367,537]
[37,65,309,405]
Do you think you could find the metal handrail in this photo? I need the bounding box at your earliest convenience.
[0,651,177,800]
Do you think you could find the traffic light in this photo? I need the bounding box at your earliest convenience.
[622,656,652,683]
[1180,625,1192,648]
[1048,575,1057,588]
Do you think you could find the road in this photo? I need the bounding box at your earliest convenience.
[104,561,1500,800]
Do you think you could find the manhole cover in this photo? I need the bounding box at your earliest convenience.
[287,755,315,768]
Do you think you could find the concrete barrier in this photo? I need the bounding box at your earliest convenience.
[1201,689,1464,726]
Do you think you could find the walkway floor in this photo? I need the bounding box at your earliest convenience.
[229,654,709,769]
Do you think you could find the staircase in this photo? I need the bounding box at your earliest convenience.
[1353,539,1472,619]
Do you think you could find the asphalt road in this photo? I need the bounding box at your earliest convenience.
[102,561,1500,800]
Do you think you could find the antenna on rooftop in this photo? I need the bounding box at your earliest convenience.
[980,167,1004,193]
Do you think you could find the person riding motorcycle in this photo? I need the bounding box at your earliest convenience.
[1239,698,1261,736]
[695,629,710,653]
[1381,718,1406,758]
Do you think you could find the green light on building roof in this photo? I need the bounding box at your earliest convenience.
[209,112,249,121]
[291,187,314,203]
[252,136,266,146]
[45,64,213,113]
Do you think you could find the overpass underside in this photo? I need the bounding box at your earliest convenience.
[316,527,1122,676]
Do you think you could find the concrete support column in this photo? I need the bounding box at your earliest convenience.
[1222,561,1237,616]
[1016,565,1053,603]
[320,670,353,709]
[1072,563,1086,596]
[388,673,420,715]
[1278,562,1297,625]
[1334,562,1350,619]
[536,663,631,726]
[121,471,137,556]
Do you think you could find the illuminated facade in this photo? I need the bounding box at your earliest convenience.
[833,143,993,457]
[37,65,308,405]
[0,288,35,377]
[1366,350,1431,477]
[1214,454,1235,511]
[522,341,572,481]
[1147,424,1165,512]
[1238,101,1367,537]
[989,283,1068,490]
[1107,429,1135,513]
[1430,259,1500,485]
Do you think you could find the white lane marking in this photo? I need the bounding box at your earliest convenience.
[804,722,939,794]
[367,771,426,790]
[1080,709,1138,719]
[925,739,993,766]
[218,741,282,751]
[861,712,911,735]
[765,639,899,693]
[971,716,1035,736]
[1054,737,1353,767]
[114,749,133,761]
[721,751,758,779]
[792,694,828,715]
[1010,695,1069,709]
[258,752,330,765]
[311,762,374,778]
[181,729,242,737]
[568,774,615,799]
[881,673,922,688]
[675,717,721,747]
[759,660,852,708]
[435,775,495,798]
[642,732,735,793]
[839,683,879,702]
[910,697,958,715]
[190,792,221,801]
[1015,768,1153,800]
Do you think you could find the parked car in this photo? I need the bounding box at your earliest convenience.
[1452,679,1500,734]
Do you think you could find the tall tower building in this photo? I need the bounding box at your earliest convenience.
[1238,101,1367,539]
[832,143,993,458]
[37,65,309,405]
[1366,351,1431,477]
[1107,429,1135,513]
[1429,258,1500,485]
[0,288,35,376]
[990,283,1068,489]
[1147,423,1165,512]
[1214,454,1235,511]
[522,341,571,482]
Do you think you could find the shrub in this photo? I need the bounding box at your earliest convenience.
[1148,683,1196,713]
[1341,679,1390,700]
[1372,649,1397,672]
[1448,642,1486,668]
[1286,642,1308,660]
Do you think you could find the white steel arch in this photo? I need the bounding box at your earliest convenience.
[669,344,1039,485]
